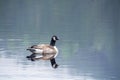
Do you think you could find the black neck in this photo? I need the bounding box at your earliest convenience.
[50,58,56,66]
[50,39,56,46]
[50,58,58,68]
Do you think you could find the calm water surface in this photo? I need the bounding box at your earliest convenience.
[0,33,118,80]
[0,0,120,80]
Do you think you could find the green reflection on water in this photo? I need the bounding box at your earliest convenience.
[60,41,79,59]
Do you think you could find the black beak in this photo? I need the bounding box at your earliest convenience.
[56,37,59,40]
[56,38,59,40]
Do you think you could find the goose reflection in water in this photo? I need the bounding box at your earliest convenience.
[26,35,59,69]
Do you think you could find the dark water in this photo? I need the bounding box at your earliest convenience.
[0,0,120,80]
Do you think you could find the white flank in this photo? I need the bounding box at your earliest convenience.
[54,46,58,58]
[35,49,43,54]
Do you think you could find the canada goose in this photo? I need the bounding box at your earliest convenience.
[26,35,59,68]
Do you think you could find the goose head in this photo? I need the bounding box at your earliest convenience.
[50,35,59,46]
[52,35,59,41]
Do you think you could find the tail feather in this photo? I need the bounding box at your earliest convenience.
[27,48,35,52]
[50,58,58,68]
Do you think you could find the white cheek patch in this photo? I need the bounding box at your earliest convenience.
[53,37,56,41]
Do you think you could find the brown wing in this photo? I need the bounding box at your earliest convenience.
[35,44,55,52]
[32,44,56,59]
[43,47,56,54]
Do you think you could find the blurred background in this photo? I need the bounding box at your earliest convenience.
[0,0,120,80]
